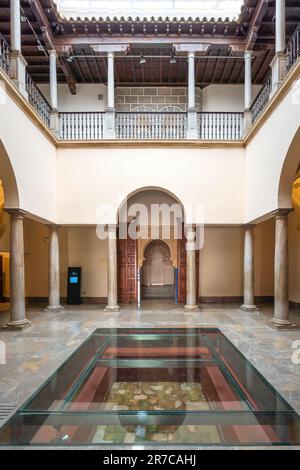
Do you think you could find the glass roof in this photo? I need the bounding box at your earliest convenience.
[54,0,245,20]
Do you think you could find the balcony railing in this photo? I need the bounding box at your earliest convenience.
[0,34,10,75]
[287,28,300,71]
[26,73,51,127]
[250,74,272,124]
[116,112,186,139]
[60,112,105,140]
[58,111,243,141]
[198,112,243,140]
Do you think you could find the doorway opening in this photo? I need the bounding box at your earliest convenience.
[141,239,175,300]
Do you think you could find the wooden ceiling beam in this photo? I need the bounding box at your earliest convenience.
[28,0,77,94]
[245,0,270,50]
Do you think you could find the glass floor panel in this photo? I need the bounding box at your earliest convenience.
[0,328,300,447]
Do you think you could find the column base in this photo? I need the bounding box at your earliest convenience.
[44,305,64,313]
[184,304,200,312]
[1,318,31,331]
[104,305,120,312]
[269,318,297,330]
[240,304,259,312]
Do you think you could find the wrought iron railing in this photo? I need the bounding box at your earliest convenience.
[59,112,105,139]
[116,112,186,139]
[0,34,10,75]
[287,28,300,71]
[250,74,272,124]
[26,73,51,127]
[198,112,243,140]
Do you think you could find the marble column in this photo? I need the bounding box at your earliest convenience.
[270,0,287,95]
[241,225,258,312]
[3,212,30,330]
[104,225,120,312]
[270,210,295,329]
[9,0,27,97]
[103,52,116,139]
[243,51,253,135]
[49,50,59,134]
[45,225,63,312]
[186,51,198,139]
[184,225,199,312]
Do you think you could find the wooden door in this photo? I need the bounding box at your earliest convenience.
[0,256,3,303]
[177,227,200,304]
[117,231,137,304]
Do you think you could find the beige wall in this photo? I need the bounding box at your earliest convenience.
[254,219,275,296]
[289,211,300,303]
[199,226,244,297]
[67,226,107,299]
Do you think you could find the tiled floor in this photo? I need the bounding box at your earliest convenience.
[0,300,300,449]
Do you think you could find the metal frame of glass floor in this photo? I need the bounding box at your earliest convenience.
[0,327,300,447]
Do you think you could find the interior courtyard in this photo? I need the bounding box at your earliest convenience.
[0,0,300,449]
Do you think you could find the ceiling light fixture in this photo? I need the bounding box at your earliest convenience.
[139,54,146,65]
[170,54,177,64]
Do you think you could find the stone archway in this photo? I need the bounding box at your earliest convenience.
[141,239,175,299]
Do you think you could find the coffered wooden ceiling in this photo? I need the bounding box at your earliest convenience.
[0,0,299,91]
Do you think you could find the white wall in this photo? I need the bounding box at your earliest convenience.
[0,78,57,222]
[57,146,245,225]
[37,83,262,114]
[38,83,108,112]
[245,79,300,223]
[202,84,261,112]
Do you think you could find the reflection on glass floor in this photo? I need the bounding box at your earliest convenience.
[0,328,300,446]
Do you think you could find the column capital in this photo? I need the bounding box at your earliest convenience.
[272,208,293,219]
[46,223,60,231]
[243,223,256,230]
[244,50,253,60]
[5,208,26,219]
[49,49,58,59]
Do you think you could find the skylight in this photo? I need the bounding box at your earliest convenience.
[54,0,244,20]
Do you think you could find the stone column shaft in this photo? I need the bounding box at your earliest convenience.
[45,225,63,312]
[244,51,252,110]
[4,213,30,329]
[270,0,287,94]
[276,0,286,53]
[184,225,199,312]
[107,52,115,110]
[271,211,295,329]
[10,0,21,52]
[49,50,58,110]
[188,51,196,109]
[9,0,27,97]
[105,225,120,312]
[241,225,257,311]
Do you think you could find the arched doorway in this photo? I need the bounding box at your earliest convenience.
[141,239,175,300]
[116,186,190,305]
[0,141,19,310]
